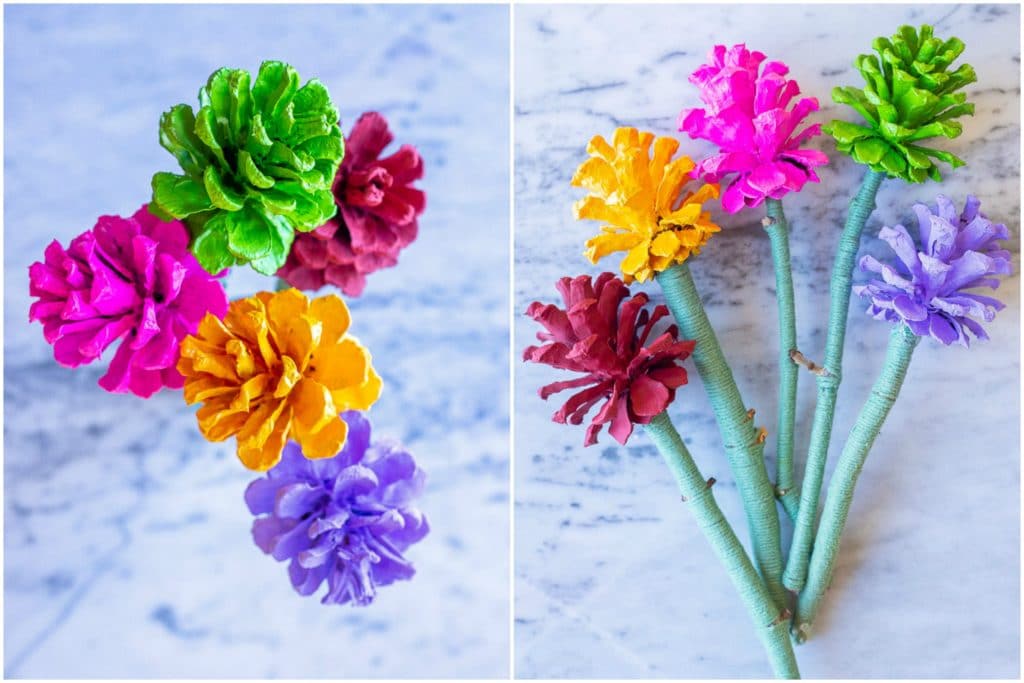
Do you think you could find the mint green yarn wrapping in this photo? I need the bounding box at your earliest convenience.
[784,168,885,593]
[764,199,800,521]
[656,263,786,611]
[645,413,800,679]
[793,324,919,642]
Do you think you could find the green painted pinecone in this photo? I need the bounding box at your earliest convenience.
[151,61,344,275]
[826,25,976,183]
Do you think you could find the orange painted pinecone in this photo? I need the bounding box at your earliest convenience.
[177,288,382,470]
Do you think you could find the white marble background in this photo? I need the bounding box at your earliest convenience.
[514,4,1019,679]
[4,4,509,678]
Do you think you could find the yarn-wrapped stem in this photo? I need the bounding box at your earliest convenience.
[656,263,786,611]
[645,412,800,679]
[784,168,885,593]
[764,199,800,520]
[793,323,919,642]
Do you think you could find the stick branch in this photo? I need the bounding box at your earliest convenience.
[790,349,829,376]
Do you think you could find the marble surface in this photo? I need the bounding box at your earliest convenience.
[514,4,1019,679]
[4,5,509,678]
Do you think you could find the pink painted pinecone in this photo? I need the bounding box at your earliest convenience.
[27,205,228,397]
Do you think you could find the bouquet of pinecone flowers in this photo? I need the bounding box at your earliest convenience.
[522,25,1011,678]
[29,61,430,607]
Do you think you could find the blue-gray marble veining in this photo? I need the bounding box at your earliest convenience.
[514,4,1019,678]
[4,4,509,678]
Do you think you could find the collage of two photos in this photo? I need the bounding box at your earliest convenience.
[4,2,1021,680]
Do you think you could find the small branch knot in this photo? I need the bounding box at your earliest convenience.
[745,408,756,421]
[756,427,768,444]
[771,608,792,626]
[790,349,829,376]
[681,478,716,503]
[761,216,776,229]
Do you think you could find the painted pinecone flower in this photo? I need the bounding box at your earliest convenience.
[572,127,721,284]
[151,61,344,275]
[523,273,696,446]
[679,43,829,212]
[277,112,426,296]
[827,25,976,183]
[27,206,228,398]
[854,194,1011,346]
[245,411,429,606]
[177,289,382,471]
